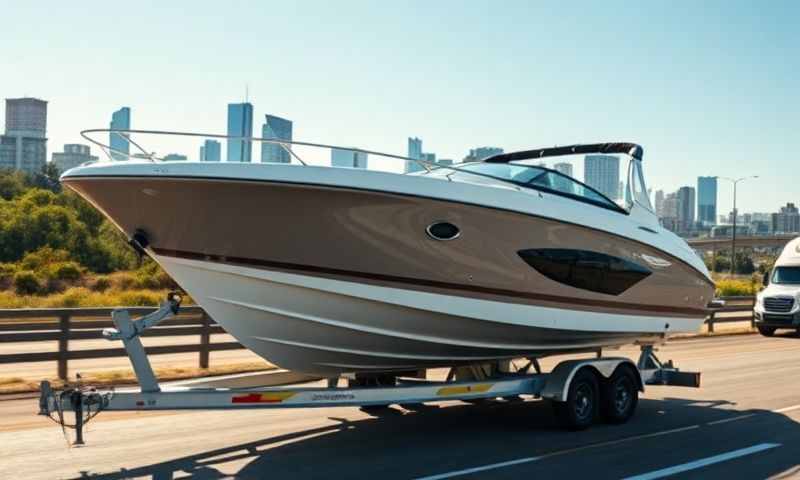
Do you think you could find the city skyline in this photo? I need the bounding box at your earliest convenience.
[1,1,796,213]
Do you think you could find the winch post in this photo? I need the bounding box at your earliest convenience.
[103,294,181,393]
[72,390,84,446]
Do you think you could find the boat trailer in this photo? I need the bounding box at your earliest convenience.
[38,295,701,444]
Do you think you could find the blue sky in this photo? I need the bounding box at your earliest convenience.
[1,1,797,214]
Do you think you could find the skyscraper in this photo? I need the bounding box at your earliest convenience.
[261,114,293,163]
[676,186,696,232]
[654,190,665,217]
[771,203,800,233]
[51,144,98,172]
[553,162,573,178]
[109,107,131,161]
[331,148,368,168]
[697,176,718,225]
[227,102,253,162]
[584,155,619,200]
[464,146,504,162]
[199,139,221,161]
[406,137,423,173]
[0,98,48,172]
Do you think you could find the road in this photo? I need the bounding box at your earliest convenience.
[1,332,799,479]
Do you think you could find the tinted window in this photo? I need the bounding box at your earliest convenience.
[518,249,651,296]
[772,266,800,285]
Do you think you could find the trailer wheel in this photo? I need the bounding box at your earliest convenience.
[553,368,598,430]
[757,326,776,337]
[601,366,639,424]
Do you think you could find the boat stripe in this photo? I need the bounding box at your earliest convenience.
[154,247,708,317]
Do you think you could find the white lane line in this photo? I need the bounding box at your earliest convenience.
[622,443,781,480]
[707,413,757,425]
[414,457,540,480]
[774,404,800,414]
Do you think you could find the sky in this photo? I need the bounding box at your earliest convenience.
[1,0,797,215]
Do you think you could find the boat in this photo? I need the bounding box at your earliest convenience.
[61,130,715,376]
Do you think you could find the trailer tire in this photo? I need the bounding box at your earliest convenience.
[553,368,598,431]
[600,366,639,424]
[757,326,776,337]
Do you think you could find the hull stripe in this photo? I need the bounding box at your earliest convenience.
[154,247,708,317]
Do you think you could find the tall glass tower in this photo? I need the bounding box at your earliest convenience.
[109,107,131,161]
[584,155,620,200]
[227,103,253,162]
[331,148,368,168]
[405,137,423,173]
[200,139,221,161]
[261,114,293,163]
[697,176,718,225]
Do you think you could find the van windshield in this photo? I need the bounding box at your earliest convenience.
[772,266,800,285]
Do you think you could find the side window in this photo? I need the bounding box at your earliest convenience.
[518,249,651,296]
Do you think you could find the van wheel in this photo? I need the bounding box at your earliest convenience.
[601,366,639,424]
[553,368,598,430]
[757,326,776,337]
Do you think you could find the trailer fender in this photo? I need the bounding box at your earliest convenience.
[540,357,643,402]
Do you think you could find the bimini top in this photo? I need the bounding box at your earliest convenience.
[484,143,643,163]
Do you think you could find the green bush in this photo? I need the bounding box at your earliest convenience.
[50,262,82,281]
[91,276,112,292]
[13,270,42,295]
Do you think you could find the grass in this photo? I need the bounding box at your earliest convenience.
[0,361,274,394]
[0,287,194,308]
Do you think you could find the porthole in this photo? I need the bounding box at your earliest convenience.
[426,222,460,241]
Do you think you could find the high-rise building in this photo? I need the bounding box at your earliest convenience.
[584,155,620,200]
[5,98,47,136]
[553,162,573,178]
[421,152,436,164]
[51,144,98,172]
[405,137,423,173]
[199,139,221,161]
[772,203,800,234]
[227,102,253,162]
[676,186,696,232]
[109,107,131,161]
[331,148,367,169]
[0,98,48,173]
[261,114,293,163]
[464,146,504,162]
[697,176,717,225]
[163,153,187,161]
[654,190,665,217]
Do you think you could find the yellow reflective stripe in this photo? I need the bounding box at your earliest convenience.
[436,383,493,396]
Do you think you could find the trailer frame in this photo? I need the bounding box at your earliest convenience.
[38,297,701,444]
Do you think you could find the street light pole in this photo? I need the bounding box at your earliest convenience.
[716,176,758,275]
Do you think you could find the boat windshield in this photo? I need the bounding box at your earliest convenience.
[456,162,619,210]
[431,151,655,215]
[772,266,800,285]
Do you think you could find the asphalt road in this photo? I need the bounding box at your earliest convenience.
[2,332,800,479]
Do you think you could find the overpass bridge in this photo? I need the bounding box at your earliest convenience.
[686,234,797,252]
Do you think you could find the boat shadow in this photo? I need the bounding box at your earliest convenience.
[74,396,800,480]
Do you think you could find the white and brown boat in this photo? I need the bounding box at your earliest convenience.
[62,130,715,375]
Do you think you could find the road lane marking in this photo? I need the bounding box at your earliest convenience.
[621,443,781,480]
[414,457,540,480]
[707,413,757,425]
[774,404,800,414]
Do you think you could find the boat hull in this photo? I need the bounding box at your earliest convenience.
[62,164,714,375]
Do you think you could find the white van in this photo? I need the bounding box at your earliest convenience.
[755,236,800,336]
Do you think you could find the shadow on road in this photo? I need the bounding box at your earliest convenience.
[73,397,800,480]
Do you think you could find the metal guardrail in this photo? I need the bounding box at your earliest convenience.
[0,298,758,381]
[706,296,756,333]
[0,306,245,380]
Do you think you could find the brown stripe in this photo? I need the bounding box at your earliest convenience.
[153,248,708,318]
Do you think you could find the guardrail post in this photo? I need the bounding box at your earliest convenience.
[707,310,715,333]
[199,312,210,369]
[750,297,756,329]
[58,314,69,380]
